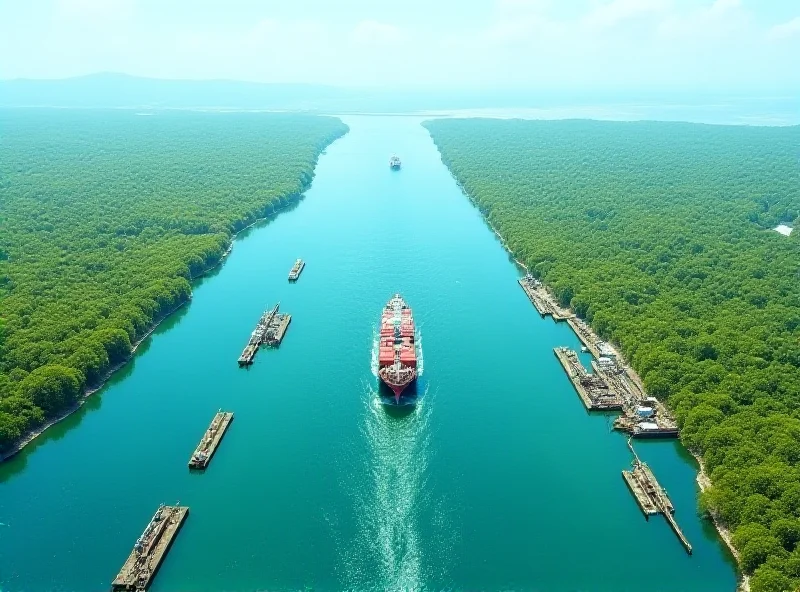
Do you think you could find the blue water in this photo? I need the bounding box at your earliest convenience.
[0,115,738,591]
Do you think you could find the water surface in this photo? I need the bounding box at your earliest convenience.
[0,115,737,592]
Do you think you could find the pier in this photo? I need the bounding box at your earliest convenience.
[622,440,692,554]
[556,314,679,438]
[188,411,233,469]
[238,303,291,366]
[288,258,305,281]
[518,275,574,321]
[111,505,189,591]
[553,347,623,410]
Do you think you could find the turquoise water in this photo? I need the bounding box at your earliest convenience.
[0,115,737,591]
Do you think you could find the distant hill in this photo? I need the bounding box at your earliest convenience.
[0,73,351,110]
[1,74,797,123]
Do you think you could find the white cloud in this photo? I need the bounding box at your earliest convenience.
[55,0,135,24]
[581,0,669,31]
[1,0,798,90]
[350,20,407,46]
[768,16,800,41]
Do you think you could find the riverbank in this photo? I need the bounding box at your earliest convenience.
[0,300,186,462]
[0,187,311,464]
[448,168,746,590]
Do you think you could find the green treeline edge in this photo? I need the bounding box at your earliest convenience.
[424,118,800,592]
[0,110,348,455]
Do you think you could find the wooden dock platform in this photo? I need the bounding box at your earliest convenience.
[518,275,574,321]
[188,411,233,469]
[553,348,623,411]
[288,258,305,281]
[622,440,691,554]
[112,505,189,591]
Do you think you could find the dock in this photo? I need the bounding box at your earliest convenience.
[288,258,305,281]
[111,505,189,591]
[238,303,291,366]
[518,275,574,321]
[188,411,233,469]
[622,440,692,554]
[553,347,623,411]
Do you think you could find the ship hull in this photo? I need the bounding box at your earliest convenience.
[377,294,418,404]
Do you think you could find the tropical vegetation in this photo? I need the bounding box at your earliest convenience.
[424,118,800,592]
[0,109,347,453]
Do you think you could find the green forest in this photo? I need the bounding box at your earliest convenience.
[424,118,800,592]
[0,109,347,453]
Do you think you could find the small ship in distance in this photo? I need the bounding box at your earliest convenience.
[378,294,417,403]
[389,155,401,170]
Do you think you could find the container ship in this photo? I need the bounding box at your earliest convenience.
[389,155,401,170]
[378,294,417,403]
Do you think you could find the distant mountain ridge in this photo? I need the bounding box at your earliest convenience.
[1,74,798,123]
[0,73,350,110]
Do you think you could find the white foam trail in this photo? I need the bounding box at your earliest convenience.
[370,326,380,377]
[342,382,433,591]
[415,327,424,377]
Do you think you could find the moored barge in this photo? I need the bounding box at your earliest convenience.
[188,411,233,469]
[288,258,305,281]
[111,505,189,591]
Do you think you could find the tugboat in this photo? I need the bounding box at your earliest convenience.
[378,294,417,403]
[389,155,401,170]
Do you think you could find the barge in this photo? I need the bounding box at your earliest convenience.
[288,258,305,281]
[553,347,623,411]
[111,505,189,591]
[238,303,291,366]
[188,411,233,469]
[622,440,691,554]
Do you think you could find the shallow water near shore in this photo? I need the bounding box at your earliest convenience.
[0,115,738,591]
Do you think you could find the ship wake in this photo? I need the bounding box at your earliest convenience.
[341,383,433,591]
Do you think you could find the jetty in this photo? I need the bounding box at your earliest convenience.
[518,274,574,321]
[555,315,679,438]
[238,303,292,366]
[553,347,623,410]
[188,411,233,469]
[622,440,692,554]
[111,505,189,591]
[288,258,305,281]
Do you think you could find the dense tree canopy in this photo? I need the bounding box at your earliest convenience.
[0,109,347,452]
[424,118,800,591]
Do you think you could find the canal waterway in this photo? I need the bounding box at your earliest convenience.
[0,115,738,591]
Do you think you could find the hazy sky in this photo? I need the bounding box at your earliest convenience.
[1,0,799,91]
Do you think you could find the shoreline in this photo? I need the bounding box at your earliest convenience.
[0,300,186,462]
[0,189,307,464]
[450,170,747,591]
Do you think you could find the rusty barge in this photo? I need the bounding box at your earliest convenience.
[111,505,189,591]
[188,411,233,470]
[238,303,292,366]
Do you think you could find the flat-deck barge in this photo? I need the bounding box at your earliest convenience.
[111,505,189,591]
[518,274,574,321]
[188,411,233,469]
[238,303,291,366]
[622,440,692,554]
[288,258,305,281]
[553,347,623,410]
